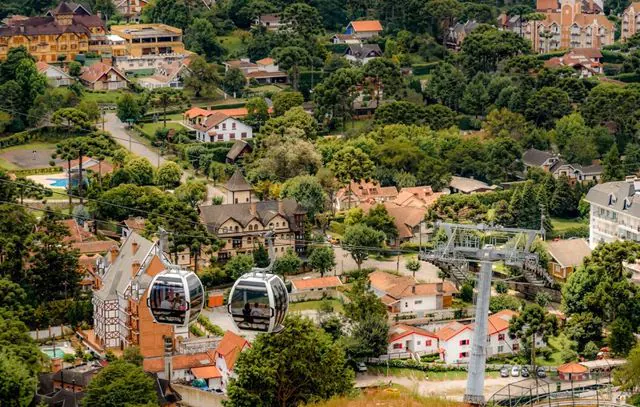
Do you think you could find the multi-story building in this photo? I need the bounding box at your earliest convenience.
[199,175,307,260]
[622,2,640,40]
[0,1,106,62]
[91,231,178,358]
[184,109,253,143]
[514,0,614,52]
[585,177,640,249]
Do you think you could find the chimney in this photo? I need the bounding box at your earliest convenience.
[132,241,139,255]
[109,246,119,263]
[131,260,140,277]
[51,358,63,373]
[412,285,416,294]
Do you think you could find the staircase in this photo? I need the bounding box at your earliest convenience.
[521,255,555,287]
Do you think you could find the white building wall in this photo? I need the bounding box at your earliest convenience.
[388,333,439,355]
[588,203,640,249]
[441,329,473,365]
[399,295,438,314]
[196,118,253,143]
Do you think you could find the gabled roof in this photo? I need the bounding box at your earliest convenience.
[522,148,557,167]
[226,140,252,161]
[435,321,470,341]
[191,365,222,379]
[215,331,250,370]
[359,201,427,239]
[80,63,128,84]
[389,324,439,343]
[449,176,497,193]
[200,199,306,232]
[345,44,383,59]
[393,186,443,209]
[225,169,252,192]
[36,62,72,78]
[569,48,603,59]
[368,270,457,299]
[546,238,591,268]
[256,57,274,65]
[59,218,96,244]
[348,20,383,32]
[558,362,588,374]
[191,111,232,133]
[124,217,146,233]
[337,180,398,201]
[291,276,342,290]
[72,240,117,255]
[184,107,214,119]
[487,309,518,335]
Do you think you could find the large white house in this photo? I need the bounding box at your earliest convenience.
[36,61,73,87]
[184,109,253,143]
[388,324,440,356]
[585,177,640,249]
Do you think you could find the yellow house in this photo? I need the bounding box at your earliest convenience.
[109,24,185,57]
[546,238,592,281]
[0,2,106,62]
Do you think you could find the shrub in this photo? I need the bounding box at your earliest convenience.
[189,324,204,337]
[197,314,225,336]
[411,62,441,76]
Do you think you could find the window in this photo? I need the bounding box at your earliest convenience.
[417,341,421,345]
[459,352,469,358]
[414,300,422,305]
[497,345,504,353]
[460,339,470,346]
[426,340,432,346]
[393,343,402,349]
[229,133,235,139]
[217,134,223,140]
[222,227,228,233]
[405,302,408,307]
[241,132,247,139]
[222,123,226,130]
[232,122,236,130]
[498,333,505,341]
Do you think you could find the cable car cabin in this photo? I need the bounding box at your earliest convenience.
[148,271,204,326]
[228,273,288,333]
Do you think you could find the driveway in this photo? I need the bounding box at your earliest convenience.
[104,113,225,204]
[333,247,441,282]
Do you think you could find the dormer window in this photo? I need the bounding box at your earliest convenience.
[609,194,617,205]
[624,197,632,210]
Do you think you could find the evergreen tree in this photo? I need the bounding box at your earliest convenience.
[550,175,578,218]
[510,181,541,229]
[624,143,640,175]
[253,244,270,268]
[602,144,625,181]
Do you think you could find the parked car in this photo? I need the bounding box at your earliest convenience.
[521,366,530,377]
[537,367,547,378]
[500,366,510,377]
[511,365,520,377]
[355,362,367,373]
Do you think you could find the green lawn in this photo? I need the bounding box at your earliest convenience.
[219,31,249,56]
[367,366,499,381]
[289,299,344,313]
[536,333,576,367]
[550,217,586,232]
[81,90,127,104]
[248,84,288,94]
[138,121,185,137]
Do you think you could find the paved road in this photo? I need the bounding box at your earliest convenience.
[104,113,225,204]
[333,247,441,282]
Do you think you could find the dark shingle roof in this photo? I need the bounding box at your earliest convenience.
[522,148,557,167]
[199,199,306,232]
[345,44,382,59]
[226,140,252,161]
[225,169,252,192]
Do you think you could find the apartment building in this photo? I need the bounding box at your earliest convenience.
[584,178,640,249]
[199,190,307,260]
[622,2,640,40]
[0,2,106,62]
[507,0,614,52]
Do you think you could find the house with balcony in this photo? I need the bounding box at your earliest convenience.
[518,0,613,52]
[184,109,253,143]
[199,195,307,260]
[622,2,640,41]
[585,177,640,249]
[544,48,604,77]
[0,1,106,63]
[521,148,603,183]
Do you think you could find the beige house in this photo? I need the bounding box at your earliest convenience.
[335,180,398,211]
[622,2,640,40]
[199,198,307,260]
[519,0,613,52]
[225,170,254,204]
[359,201,429,246]
[80,62,129,90]
[546,238,591,281]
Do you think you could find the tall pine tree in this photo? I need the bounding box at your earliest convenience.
[550,175,578,218]
[602,144,624,182]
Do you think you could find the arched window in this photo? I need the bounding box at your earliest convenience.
[235,226,239,232]
[222,227,228,233]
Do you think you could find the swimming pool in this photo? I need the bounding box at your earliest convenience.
[41,348,67,358]
[46,178,69,188]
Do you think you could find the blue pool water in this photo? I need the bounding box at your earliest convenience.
[47,178,69,188]
[41,348,66,358]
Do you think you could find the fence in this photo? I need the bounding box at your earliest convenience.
[288,289,347,303]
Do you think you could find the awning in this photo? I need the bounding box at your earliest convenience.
[191,365,222,379]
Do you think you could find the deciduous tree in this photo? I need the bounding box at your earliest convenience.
[83,360,157,407]
[342,224,385,270]
[308,246,336,277]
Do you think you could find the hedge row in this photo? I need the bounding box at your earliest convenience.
[601,50,627,64]
[411,62,441,76]
[536,50,566,61]
[197,314,225,337]
[613,72,640,83]
[13,167,63,176]
[189,324,205,337]
[550,224,589,239]
[0,126,73,149]
[368,358,500,372]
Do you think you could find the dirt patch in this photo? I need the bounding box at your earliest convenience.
[0,147,63,169]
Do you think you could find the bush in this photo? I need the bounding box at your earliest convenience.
[326,43,348,54]
[495,281,508,294]
[537,347,553,360]
[13,167,63,176]
[189,324,204,337]
[63,354,76,363]
[460,283,474,303]
[329,221,345,235]
[614,72,640,83]
[601,50,626,64]
[411,62,441,76]
[197,314,225,336]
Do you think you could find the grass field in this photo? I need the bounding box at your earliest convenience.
[367,366,500,381]
[536,333,576,367]
[0,142,61,170]
[81,90,127,104]
[219,31,248,56]
[137,121,185,137]
[289,299,344,313]
[550,217,586,232]
[310,386,463,407]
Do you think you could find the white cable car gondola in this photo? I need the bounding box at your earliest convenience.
[228,232,289,333]
[147,268,204,326]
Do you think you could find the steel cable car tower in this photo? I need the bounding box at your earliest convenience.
[420,222,553,405]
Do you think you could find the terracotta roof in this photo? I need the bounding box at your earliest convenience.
[191,365,222,379]
[349,20,383,32]
[80,63,128,84]
[214,331,250,370]
[0,7,103,38]
[291,276,342,291]
[393,186,443,209]
[184,107,214,119]
[368,270,414,292]
[256,57,274,65]
[191,111,231,133]
[225,59,257,69]
[536,0,558,10]
[389,324,439,343]
[72,240,117,255]
[245,70,288,79]
[380,294,399,305]
[359,202,426,239]
[124,217,146,232]
[368,270,458,299]
[546,239,591,268]
[200,199,306,232]
[36,62,51,73]
[143,353,214,373]
[569,48,603,59]
[225,169,252,192]
[435,321,470,341]
[59,218,95,243]
[337,180,398,201]
[558,362,588,374]
[487,309,518,335]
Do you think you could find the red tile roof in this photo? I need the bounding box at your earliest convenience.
[389,324,439,343]
[291,276,342,291]
[59,218,95,244]
[368,270,458,299]
[435,321,470,341]
[558,362,588,374]
[214,331,250,370]
[184,107,214,119]
[72,240,117,255]
[80,62,127,84]
[256,57,274,65]
[349,20,383,32]
[143,353,214,373]
[191,365,222,379]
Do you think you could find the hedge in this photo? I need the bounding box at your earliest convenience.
[536,50,566,61]
[210,102,246,110]
[411,62,441,76]
[197,314,225,336]
[13,167,63,176]
[367,358,500,372]
[551,224,589,239]
[0,126,76,149]
[189,324,205,337]
[603,63,622,76]
[614,72,640,83]
[601,50,627,64]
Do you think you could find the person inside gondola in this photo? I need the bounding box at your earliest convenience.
[173,293,185,310]
[251,302,266,329]
[160,295,171,309]
[242,302,252,325]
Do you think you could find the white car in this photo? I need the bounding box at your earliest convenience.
[511,365,520,377]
